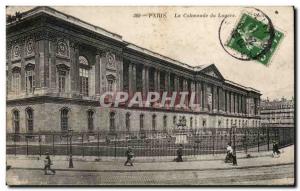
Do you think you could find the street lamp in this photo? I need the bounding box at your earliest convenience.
[232,125,238,166]
[68,129,74,168]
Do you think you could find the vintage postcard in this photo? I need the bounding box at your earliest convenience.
[6,6,295,186]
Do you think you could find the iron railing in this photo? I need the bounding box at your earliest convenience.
[6,127,294,158]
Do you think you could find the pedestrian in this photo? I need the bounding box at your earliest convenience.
[44,152,55,175]
[124,146,134,166]
[225,143,233,163]
[176,144,183,162]
[272,141,281,157]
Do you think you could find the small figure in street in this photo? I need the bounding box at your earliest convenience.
[124,146,134,166]
[272,141,281,157]
[225,143,233,163]
[176,144,184,162]
[44,152,55,175]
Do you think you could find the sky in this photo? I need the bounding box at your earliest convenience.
[6,6,294,100]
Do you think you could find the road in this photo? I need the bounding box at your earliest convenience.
[7,163,294,186]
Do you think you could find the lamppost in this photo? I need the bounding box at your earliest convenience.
[68,129,73,168]
[232,125,237,166]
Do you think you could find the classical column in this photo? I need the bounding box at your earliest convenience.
[229,92,233,113]
[190,81,195,107]
[154,68,158,92]
[146,66,149,93]
[49,39,56,90]
[95,50,101,96]
[165,72,170,92]
[212,85,218,113]
[235,94,238,114]
[128,62,133,96]
[202,81,208,111]
[142,65,149,97]
[233,93,236,114]
[174,75,179,92]
[132,64,136,93]
[157,70,160,92]
[224,90,227,113]
[197,82,202,107]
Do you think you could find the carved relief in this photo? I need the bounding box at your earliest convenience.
[56,39,70,58]
[12,44,21,60]
[106,52,116,70]
[25,38,34,56]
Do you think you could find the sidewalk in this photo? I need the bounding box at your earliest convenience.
[7,145,294,172]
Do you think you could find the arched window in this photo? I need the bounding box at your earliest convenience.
[152,114,156,132]
[79,56,89,96]
[12,67,21,95]
[25,64,35,93]
[126,112,130,132]
[109,112,115,132]
[163,115,167,132]
[173,116,177,126]
[61,108,69,131]
[140,114,144,132]
[203,119,206,127]
[13,110,20,133]
[218,120,221,128]
[190,117,193,128]
[87,110,94,132]
[26,108,34,133]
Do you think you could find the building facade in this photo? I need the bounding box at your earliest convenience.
[260,98,294,128]
[6,7,261,133]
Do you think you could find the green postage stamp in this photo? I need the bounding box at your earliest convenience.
[226,13,284,65]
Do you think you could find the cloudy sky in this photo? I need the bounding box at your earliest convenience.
[7,6,294,100]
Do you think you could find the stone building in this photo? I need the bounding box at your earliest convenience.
[260,98,294,128]
[6,7,261,133]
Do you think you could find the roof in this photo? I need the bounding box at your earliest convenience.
[7,6,261,94]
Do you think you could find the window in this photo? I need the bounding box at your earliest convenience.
[107,79,114,92]
[203,119,206,127]
[109,112,115,132]
[126,113,130,132]
[226,119,229,128]
[152,114,156,131]
[190,117,193,128]
[79,56,89,96]
[87,110,94,132]
[13,110,20,133]
[218,120,221,128]
[163,115,167,132]
[106,74,116,92]
[80,68,89,96]
[173,116,177,126]
[12,69,21,95]
[26,108,33,133]
[25,65,35,93]
[61,108,69,131]
[140,114,144,132]
[58,70,66,93]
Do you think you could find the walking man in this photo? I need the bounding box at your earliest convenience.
[124,146,134,166]
[272,141,281,157]
[44,152,55,175]
[176,144,183,162]
[225,143,233,163]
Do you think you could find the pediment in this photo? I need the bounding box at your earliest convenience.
[201,64,224,80]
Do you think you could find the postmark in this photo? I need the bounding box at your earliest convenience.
[219,7,284,65]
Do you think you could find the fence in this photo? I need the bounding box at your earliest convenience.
[6,127,294,158]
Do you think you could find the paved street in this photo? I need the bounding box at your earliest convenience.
[6,145,295,186]
[7,164,294,185]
